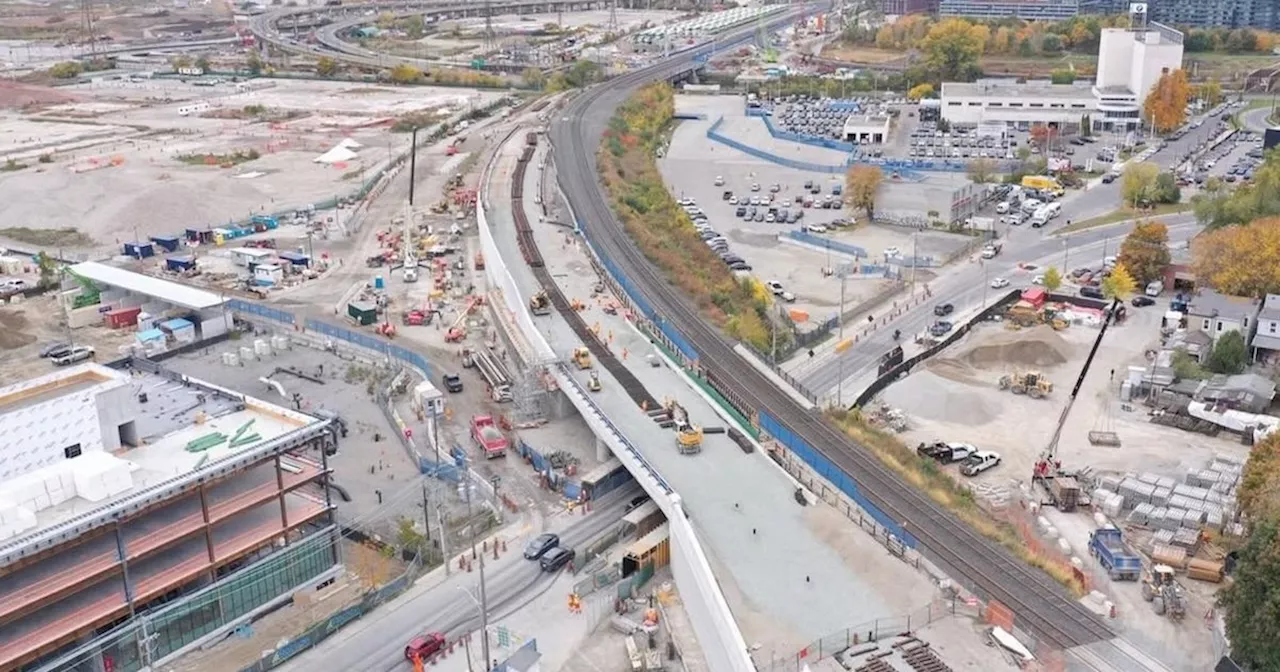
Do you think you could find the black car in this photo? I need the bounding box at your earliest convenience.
[539,546,575,572]
[1080,286,1105,299]
[524,533,560,560]
[1132,295,1156,307]
[443,373,464,393]
[735,206,747,217]
[933,303,954,317]
[722,190,733,200]
[625,495,650,512]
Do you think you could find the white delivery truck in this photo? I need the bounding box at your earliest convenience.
[1146,280,1164,296]
[1030,207,1051,228]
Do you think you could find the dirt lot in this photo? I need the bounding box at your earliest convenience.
[0,293,139,379]
[877,313,1250,486]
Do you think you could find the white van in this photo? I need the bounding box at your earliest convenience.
[1045,202,1062,219]
[1021,199,1042,214]
[1146,280,1164,296]
[1030,208,1050,228]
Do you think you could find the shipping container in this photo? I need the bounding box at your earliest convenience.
[123,242,155,258]
[105,307,142,329]
[348,301,377,326]
[277,250,310,267]
[166,255,197,272]
[150,235,181,252]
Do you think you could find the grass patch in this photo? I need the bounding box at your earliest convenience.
[0,226,95,247]
[826,408,1085,596]
[176,149,260,167]
[1060,203,1193,232]
[596,82,789,354]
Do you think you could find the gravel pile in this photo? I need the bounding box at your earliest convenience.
[958,325,1072,369]
[880,369,1001,425]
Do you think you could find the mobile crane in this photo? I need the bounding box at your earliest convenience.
[1033,298,1121,511]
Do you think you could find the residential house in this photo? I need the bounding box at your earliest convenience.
[1185,289,1260,346]
[1253,294,1280,365]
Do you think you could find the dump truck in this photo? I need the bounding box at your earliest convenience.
[471,415,508,459]
[529,291,551,316]
[1089,527,1142,581]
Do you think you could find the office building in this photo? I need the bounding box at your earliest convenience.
[0,361,339,672]
[1093,22,1185,130]
[939,0,1080,21]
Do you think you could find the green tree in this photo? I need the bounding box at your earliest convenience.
[246,51,264,75]
[1152,172,1181,204]
[1101,262,1137,300]
[389,63,422,84]
[1206,329,1248,374]
[316,56,339,77]
[404,15,425,39]
[966,157,997,184]
[565,60,599,88]
[35,251,57,288]
[48,61,82,79]
[1121,162,1160,207]
[1080,114,1092,137]
[907,83,935,101]
[846,165,884,219]
[1218,520,1280,671]
[1050,69,1076,84]
[1042,265,1062,292]
[521,66,546,90]
[194,55,210,72]
[920,19,987,82]
[1117,220,1171,285]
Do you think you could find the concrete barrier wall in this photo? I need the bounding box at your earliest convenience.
[477,138,753,672]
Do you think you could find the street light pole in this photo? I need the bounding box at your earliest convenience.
[464,481,492,670]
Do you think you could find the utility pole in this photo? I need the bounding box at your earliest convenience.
[408,126,419,206]
[837,270,847,407]
[438,502,450,575]
[909,230,919,293]
[465,482,492,670]
[422,481,431,542]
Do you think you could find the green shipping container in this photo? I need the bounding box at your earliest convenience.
[348,301,377,326]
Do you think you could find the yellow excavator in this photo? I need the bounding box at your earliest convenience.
[572,347,592,370]
[529,291,551,316]
[667,400,702,454]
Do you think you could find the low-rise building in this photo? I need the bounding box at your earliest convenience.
[940,80,1096,128]
[939,0,1079,21]
[842,114,892,144]
[1252,294,1280,364]
[1185,288,1260,345]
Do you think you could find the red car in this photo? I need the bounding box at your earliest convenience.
[405,633,446,661]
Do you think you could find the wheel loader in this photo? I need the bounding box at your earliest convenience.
[1141,564,1186,621]
[998,371,1053,399]
[529,291,551,316]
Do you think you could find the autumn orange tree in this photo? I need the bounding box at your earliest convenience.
[1143,69,1191,134]
[1116,220,1171,284]
[1192,216,1280,297]
[846,165,884,219]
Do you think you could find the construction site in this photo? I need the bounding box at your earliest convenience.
[866,289,1253,671]
[0,77,512,259]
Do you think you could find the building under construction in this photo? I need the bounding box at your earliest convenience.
[0,360,339,672]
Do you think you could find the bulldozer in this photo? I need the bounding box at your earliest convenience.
[998,371,1053,399]
[529,291,551,316]
[1141,565,1186,621]
[572,347,592,370]
[587,372,601,392]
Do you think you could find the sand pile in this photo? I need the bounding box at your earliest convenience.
[957,325,1071,369]
[879,370,1002,425]
[0,311,36,350]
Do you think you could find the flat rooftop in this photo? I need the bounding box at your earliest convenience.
[0,364,129,416]
[942,80,1097,100]
[69,260,227,310]
[0,363,321,562]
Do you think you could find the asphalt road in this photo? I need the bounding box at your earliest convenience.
[273,483,641,672]
[796,108,1230,397]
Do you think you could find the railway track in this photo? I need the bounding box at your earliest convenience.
[509,136,659,412]
[548,13,1118,658]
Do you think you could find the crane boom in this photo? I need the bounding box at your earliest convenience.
[1040,298,1122,468]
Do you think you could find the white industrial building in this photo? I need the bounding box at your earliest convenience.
[842,115,892,143]
[940,17,1183,131]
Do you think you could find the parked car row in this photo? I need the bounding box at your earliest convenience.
[682,198,753,272]
[916,441,1002,476]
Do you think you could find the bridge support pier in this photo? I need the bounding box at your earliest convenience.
[596,435,610,462]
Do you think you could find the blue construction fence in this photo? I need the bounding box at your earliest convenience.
[225,299,434,378]
[786,229,867,258]
[582,232,700,362]
[516,440,583,501]
[758,411,917,549]
[706,118,928,181]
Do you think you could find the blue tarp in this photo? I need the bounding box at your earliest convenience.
[137,328,165,342]
[162,318,194,332]
[278,251,310,266]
